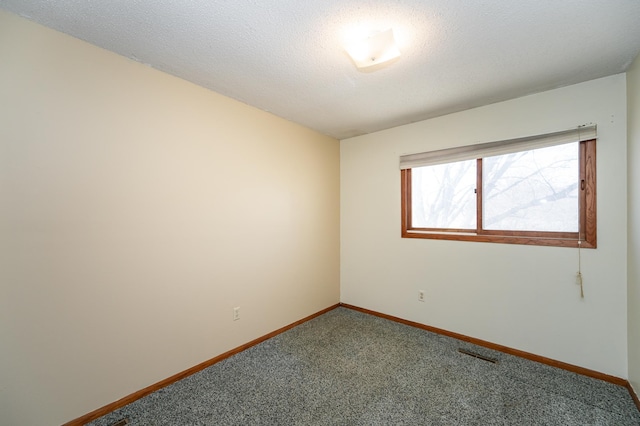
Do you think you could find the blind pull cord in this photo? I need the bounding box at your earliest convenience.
[575,125,584,298]
[577,238,584,299]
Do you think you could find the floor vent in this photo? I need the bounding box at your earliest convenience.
[458,348,498,364]
[110,419,129,426]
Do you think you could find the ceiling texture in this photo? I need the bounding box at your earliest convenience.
[2,0,640,139]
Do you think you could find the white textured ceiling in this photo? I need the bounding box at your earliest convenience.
[2,1,640,139]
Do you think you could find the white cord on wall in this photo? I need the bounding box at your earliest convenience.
[576,238,584,298]
[576,125,584,299]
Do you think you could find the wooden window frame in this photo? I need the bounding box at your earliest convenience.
[401,139,596,248]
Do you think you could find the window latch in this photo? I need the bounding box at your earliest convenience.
[581,179,585,190]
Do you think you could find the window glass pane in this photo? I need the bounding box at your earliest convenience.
[483,142,578,232]
[412,160,476,229]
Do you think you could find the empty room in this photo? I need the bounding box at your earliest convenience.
[1,1,640,425]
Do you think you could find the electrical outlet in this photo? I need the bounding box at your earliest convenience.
[233,306,240,321]
[419,290,425,302]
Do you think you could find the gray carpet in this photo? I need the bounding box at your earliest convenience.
[88,307,640,425]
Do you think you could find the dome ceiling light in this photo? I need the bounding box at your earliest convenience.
[344,28,401,70]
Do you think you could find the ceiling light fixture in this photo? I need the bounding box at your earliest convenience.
[344,28,401,70]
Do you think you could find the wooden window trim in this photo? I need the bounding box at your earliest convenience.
[401,139,596,248]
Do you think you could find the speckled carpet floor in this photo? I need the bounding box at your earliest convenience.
[89,307,640,425]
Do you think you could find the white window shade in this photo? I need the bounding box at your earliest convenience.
[399,125,596,170]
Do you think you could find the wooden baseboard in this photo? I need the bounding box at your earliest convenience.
[64,304,340,426]
[340,303,629,387]
[627,382,640,412]
[65,302,639,424]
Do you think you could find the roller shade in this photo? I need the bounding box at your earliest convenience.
[399,125,596,170]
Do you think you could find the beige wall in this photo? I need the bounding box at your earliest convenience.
[0,10,340,425]
[341,75,628,378]
[628,54,640,396]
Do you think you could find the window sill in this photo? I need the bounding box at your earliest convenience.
[402,230,596,248]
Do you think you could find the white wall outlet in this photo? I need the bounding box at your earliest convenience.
[233,306,240,321]
[419,290,425,302]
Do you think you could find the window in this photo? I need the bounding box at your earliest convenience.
[400,127,597,248]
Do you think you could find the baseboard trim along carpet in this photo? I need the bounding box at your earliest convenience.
[66,302,639,424]
[63,304,340,426]
[339,303,640,412]
[628,382,640,412]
